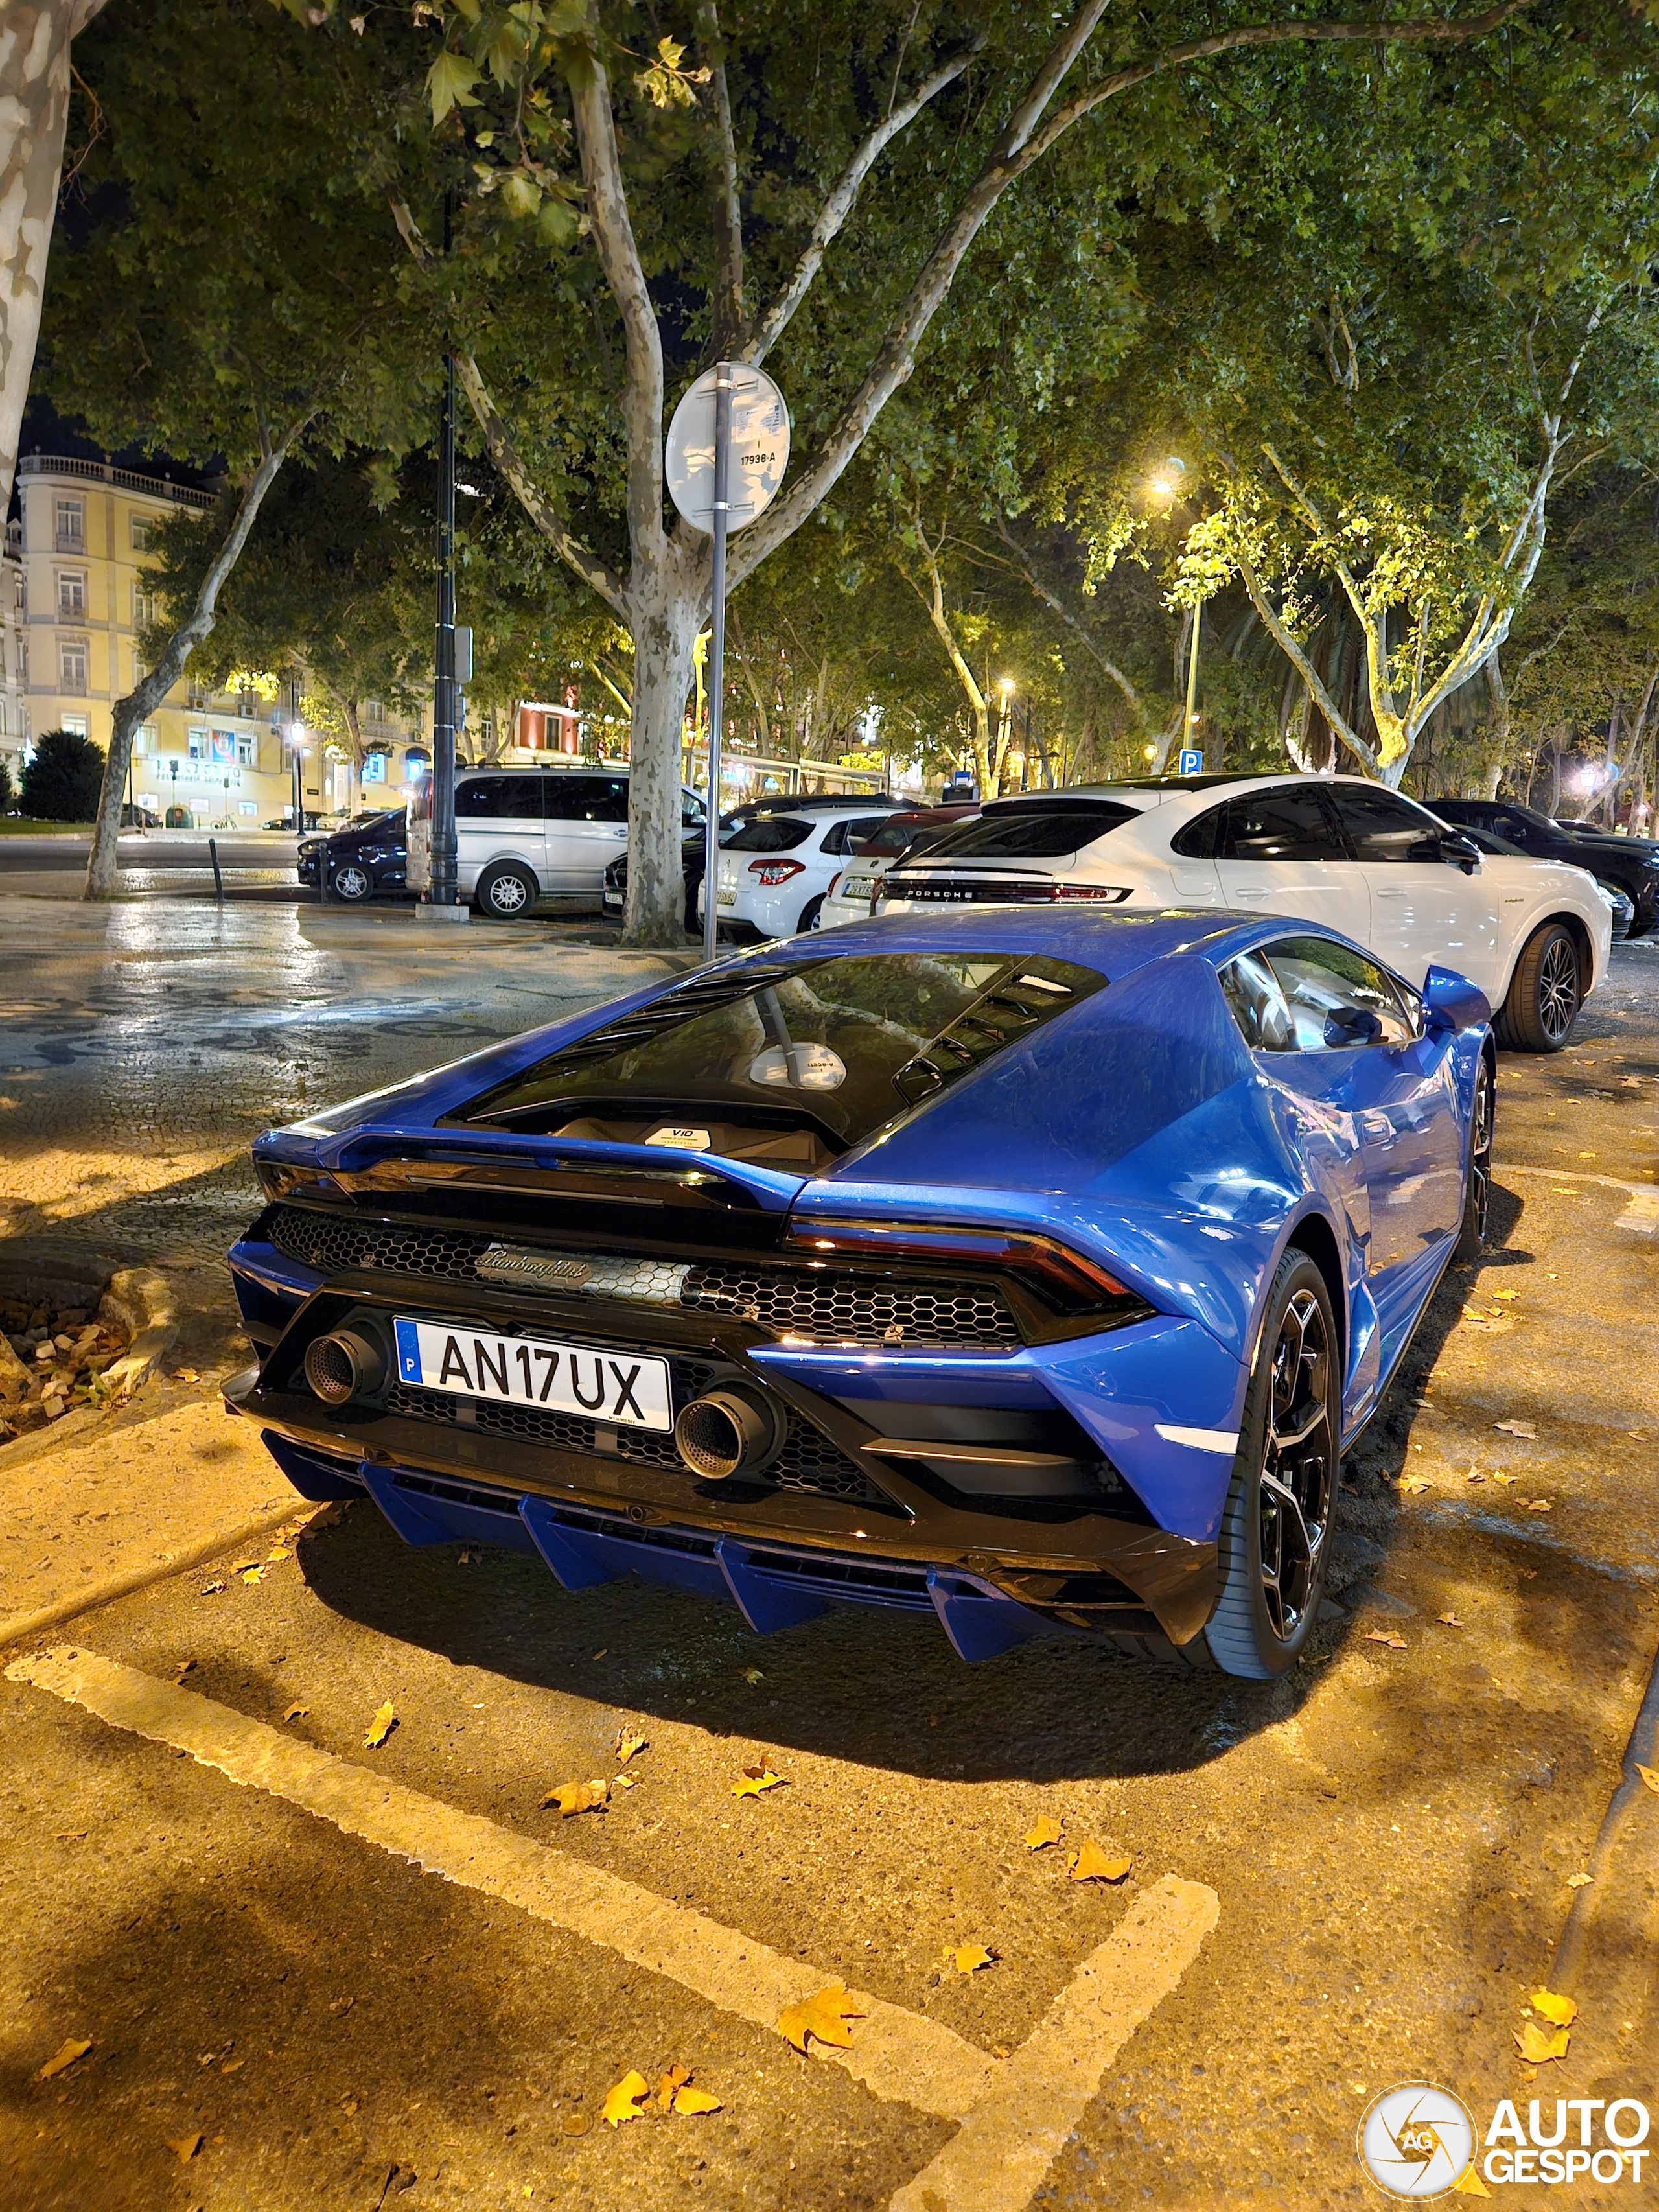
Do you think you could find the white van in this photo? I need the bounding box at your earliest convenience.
[448,765,704,920]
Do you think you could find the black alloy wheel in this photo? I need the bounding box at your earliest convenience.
[1496,920,1581,1053]
[331,859,373,902]
[1203,1251,1338,1679]
[1454,1051,1497,1263]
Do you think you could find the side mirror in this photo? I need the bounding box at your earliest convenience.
[1422,962,1491,1036]
[1323,1005,1384,1049]
[1437,830,1481,874]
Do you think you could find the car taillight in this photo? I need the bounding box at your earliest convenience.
[750,858,806,885]
[782,1217,1146,1316]
[826,872,842,900]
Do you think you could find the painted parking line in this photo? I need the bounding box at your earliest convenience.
[9,1644,1218,2204]
[889,1877,1219,2212]
[6,1644,992,2120]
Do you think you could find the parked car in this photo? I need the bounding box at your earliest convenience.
[119,802,161,830]
[1451,820,1636,938]
[702,798,901,938]
[1430,797,1659,939]
[602,795,879,931]
[877,774,1610,1051]
[266,813,326,832]
[226,907,1494,1681]
[450,766,706,920]
[297,810,409,901]
[818,804,980,929]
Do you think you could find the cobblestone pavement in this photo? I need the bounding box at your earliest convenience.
[2,909,1658,2212]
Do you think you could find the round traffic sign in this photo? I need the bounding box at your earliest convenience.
[665,362,790,533]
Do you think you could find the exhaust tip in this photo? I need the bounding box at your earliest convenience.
[303,1329,386,1407]
[674,1386,783,1480]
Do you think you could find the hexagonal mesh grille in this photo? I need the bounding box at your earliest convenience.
[681,1264,1021,1348]
[265,1204,1021,1348]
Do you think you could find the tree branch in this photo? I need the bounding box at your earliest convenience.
[1236,549,1379,776]
[386,189,627,618]
[733,2,1526,592]
[565,10,667,576]
[994,515,1141,712]
[745,38,984,367]
[696,1,745,354]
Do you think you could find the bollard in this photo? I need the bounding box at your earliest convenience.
[209,836,224,903]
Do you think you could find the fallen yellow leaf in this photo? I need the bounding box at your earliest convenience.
[239,1565,264,1585]
[1437,1614,1465,1629]
[282,1703,310,1723]
[1401,1476,1432,1495]
[1515,2019,1570,2063]
[1452,2161,1492,2196]
[174,1658,196,1681]
[1529,1988,1579,2027]
[614,1732,648,1766]
[53,1828,87,1841]
[364,1701,397,1749]
[612,1771,640,1792]
[732,1765,786,1798]
[1636,1765,1659,1794]
[949,1944,997,1974]
[1069,1840,1133,1883]
[1364,1630,1407,1651]
[1566,1871,1594,1889]
[168,2131,203,2164]
[1023,1815,1064,1851]
[674,2085,723,2115]
[171,1367,201,1383]
[742,1668,764,1684]
[1492,1288,1522,1301]
[1526,1500,1553,1513]
[542,1778,610,1817]
[655,2063,691,2111]
[601,2069,649,2126]
[34,2037,91,2082]
[1494,1421,1537,1437]
[778,1985,866,2053]
[1492,1472,1518,1486]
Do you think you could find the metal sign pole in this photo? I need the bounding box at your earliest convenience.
[702,362,732,964]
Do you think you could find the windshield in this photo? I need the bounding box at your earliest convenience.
[456,951,1104,1163]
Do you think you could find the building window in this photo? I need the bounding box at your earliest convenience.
[187,728,207,759]
[130,516,156,552]
[186,680,209,710]
[237,737,255,766]
[132,583,158,627]
[59,639,88,693]
[58,571,86,616]
[0,700,7,738]
[134,725,156,756]
[60,714,87,738]
[54,498,84,551]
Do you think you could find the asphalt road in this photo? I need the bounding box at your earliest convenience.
[3,905,1658,2211]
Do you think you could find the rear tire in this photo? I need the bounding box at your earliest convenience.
[475,861,539,920]
[1453,1051,1496,1264]
[798,894,825,933]
[1201,1251,1340,1680]
[1495,921,1581,1052]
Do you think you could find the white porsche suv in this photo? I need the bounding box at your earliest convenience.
[875,773,1611,1051]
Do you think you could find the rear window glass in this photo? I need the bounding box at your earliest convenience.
[456,952,1105,1154]
[723,816,813,853]
[853,819,922,858]
[919,802,1136,863]
[820,815,892,856]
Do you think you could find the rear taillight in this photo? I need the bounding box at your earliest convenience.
[826,872,842,900]
[750,858,806,885]
[782,1218,1147,1316]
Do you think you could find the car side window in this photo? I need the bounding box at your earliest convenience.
[1218,786,1345,861]
[545,776,631,822]
[1170,803,1226,859]
[456,776,544,819]
[1328,784,1444,862]
[820,815,892,856]
[1262,935,1417,1051]
[1218,951,1297,1051]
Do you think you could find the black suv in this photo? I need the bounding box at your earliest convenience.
[296,810,410,902]
[1432,798,1659,939]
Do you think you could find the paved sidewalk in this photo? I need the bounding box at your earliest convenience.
[0,1398,299,1644]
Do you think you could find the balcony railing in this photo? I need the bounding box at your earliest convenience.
[19,454,215,510]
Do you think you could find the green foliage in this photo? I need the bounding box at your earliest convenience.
[0,758,14,814]
[21,732,105,822]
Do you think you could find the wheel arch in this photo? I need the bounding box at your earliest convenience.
[1497,907,1595,1006]
[1282,1208,1347,1371]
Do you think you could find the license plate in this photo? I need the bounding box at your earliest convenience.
[393,1318,672,1430]
[602,891,621,908]
[717,887,737,907]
